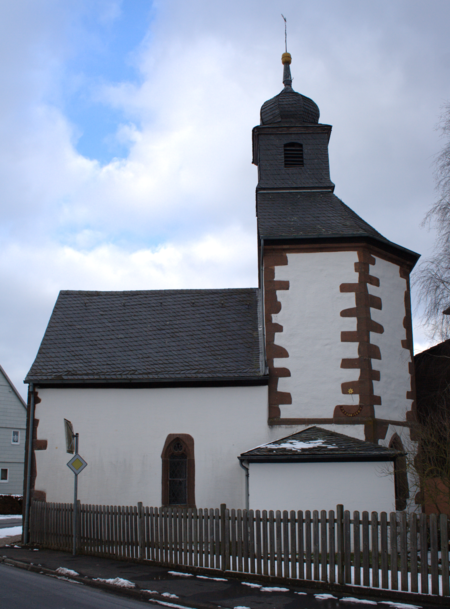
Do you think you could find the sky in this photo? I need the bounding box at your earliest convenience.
[0,0,449,398]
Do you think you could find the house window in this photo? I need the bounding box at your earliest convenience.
[389,434,409,511]
[161,434,195,507]
[284,142,304,167]
[0,469,8,482]
[11,430,20,444]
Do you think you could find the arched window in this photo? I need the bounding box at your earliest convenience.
[389,434,409,511]
[161,434,195,507]
[284,142,304,168]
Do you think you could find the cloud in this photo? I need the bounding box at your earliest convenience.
[1,0,450,394]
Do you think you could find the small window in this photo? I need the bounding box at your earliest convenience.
[0,469,8,482]
[161,434,195,507]
[11,430,20,444]
[284,142,304,168]
[169,451,187,505]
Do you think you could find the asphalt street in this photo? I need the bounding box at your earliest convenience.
[0,517,22,529]
[0,563,159,609]
[0,545,442,609]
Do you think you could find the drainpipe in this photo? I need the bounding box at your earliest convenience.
[239,460,249,511]
[23,382,35,545]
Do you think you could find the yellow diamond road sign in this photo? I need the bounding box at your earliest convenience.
[67,454,88,475]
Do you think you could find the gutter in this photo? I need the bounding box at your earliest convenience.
[261,234,420,267]
[23,382,35,545]
[238,453,400,464]
[23,375,270,389]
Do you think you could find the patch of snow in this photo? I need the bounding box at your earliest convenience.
[54,576,83,584]
[151,601,194,609]
[144,590,158,594]
[340,599,377,605]
[379,603,422,609]
[241,582,261,588]
[262,439,337,451]
[93,577,135,588]
[315,593,338,599]
[56,567,79,577]
[260,586,289,592]
[0,525,22,538]
[162,593,179,599]
[168,571,193,577]
[32,548,39,551]
[295,591,307,595]
[196,575,227,581]
[13,545,20,548]
[234,606,251,609]
[0,515,22,520]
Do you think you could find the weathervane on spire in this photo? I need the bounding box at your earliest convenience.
[281,14,292,88]
[281,14,287,53]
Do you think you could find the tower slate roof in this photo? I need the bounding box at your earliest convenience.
[257,191,400,244]
[25,289,266,384]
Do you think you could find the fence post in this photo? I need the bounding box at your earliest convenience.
[76,500,81,553]
[138,502,144,560]
[220,503,228,571]
[430,513,439,595]
[440,514,449,597]
[336,504,344,584]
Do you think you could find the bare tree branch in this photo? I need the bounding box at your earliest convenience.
[414,102,450,340]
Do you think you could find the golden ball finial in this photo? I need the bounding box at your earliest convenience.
[282,52,292,65]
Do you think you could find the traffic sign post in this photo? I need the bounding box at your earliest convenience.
[66,430,88,556]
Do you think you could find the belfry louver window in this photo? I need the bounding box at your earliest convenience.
[284,142,304,168]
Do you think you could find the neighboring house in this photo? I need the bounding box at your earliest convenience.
[24,53,419,515]
[0,365,27,495]
[414,339,450,516]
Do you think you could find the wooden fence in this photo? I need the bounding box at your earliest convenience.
[29,501,449,597]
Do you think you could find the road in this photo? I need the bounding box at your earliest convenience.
[0,563,159,609]
[0,517,22,529]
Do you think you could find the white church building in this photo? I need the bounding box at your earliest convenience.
[24,53,419,514]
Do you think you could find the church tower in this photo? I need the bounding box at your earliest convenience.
[254,53,419,447]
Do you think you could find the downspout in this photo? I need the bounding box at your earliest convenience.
[23,382,35,545]
[239,459,249,511]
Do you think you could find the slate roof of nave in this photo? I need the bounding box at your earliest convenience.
[240,426,401,462]
[25,289,265,383]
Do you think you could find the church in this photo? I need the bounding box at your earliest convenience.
[24,53,419,514]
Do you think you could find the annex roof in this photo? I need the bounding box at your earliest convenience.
[239,426,401,463]
[25,288,266,384]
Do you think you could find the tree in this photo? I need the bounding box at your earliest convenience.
[413,341,450,516]
[415,102,450,340]
[415,401,450,515]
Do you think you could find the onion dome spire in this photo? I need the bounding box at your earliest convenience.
[259,52,320,126]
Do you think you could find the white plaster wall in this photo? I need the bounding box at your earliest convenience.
[273,251,359,419]
[249,461,395,513]
[368,257,413,421]
[34,385,270,508]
